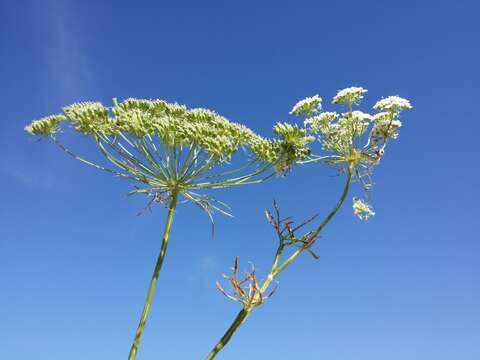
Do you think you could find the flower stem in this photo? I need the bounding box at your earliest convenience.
[128,191,179,360]
[310,165,353,238]
[205,167,353,359]
[273,166,352,276]
[205,308,251,360]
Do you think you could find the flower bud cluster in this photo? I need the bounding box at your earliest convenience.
[25,115,67,136]
[25,98,313,170]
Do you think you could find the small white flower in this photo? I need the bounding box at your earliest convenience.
[304,112,339,127]
[352,198,375,220]
[351,111,373,122]
[373,96,412,112]
[289,95,322,116]
[332,87,368,105]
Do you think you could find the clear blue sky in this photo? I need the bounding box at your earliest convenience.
[1,0,479,359]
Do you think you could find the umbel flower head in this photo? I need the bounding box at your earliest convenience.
[352,198,375,220]
[373,96,412,113]
[25,98,313,212]
[289,95,322,116]
[332,86,367,106]
[290,87,412,220]
[298,86,412,168]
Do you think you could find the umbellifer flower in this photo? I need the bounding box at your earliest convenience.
[352,198,375,220]
[373,96,412,113]
[332,87,367,105]
[25,98,314,194]
[24,114,67,136]
[289,95,322,116]
[304,111,339,130]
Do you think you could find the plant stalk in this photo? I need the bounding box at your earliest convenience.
[128,191,179,360]
[205,308,251,360]
[205,166,353,359]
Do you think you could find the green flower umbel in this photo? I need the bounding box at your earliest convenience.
[25,98,312,196]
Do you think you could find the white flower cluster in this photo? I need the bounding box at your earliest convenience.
[349,111,373,136]
[305,109,373,156]
[352,198,375,220]
[289,95,322,116]
[370,112,403,144]
[373,96,412,113]
[332,87,367,105]
[304,111,339,131]
[290,87,411,221]
[299,87,412,158]
[351,110,373,122]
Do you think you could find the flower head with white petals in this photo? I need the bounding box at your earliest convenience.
[373,96,412,113]
[351,110,373,123]
[289,95,322,116]
[353,198,375,220]
[304,111,338,128]
[332,87,367,106]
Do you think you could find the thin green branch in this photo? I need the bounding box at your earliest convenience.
[205,309,250,360]
[205,166,353,359]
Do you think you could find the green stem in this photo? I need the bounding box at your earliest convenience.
[311,165,353,238]
[205,308,251,360]
[128,191,179,360]
[205,166,353,359]
[274,165,353,276]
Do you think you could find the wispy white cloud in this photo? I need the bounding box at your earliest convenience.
[37,0,94,102]
[4,1,95,190]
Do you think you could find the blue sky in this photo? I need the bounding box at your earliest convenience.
[1,0,479,359]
